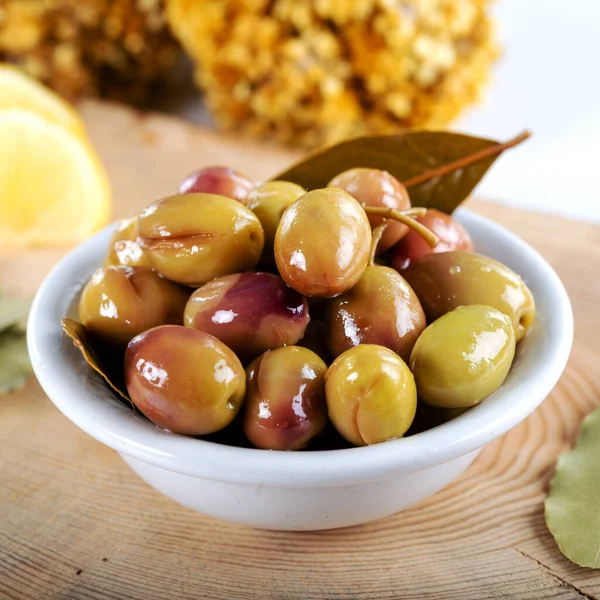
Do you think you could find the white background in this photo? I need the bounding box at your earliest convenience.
[457,0,600,222]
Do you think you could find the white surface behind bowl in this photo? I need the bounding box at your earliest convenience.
[457,0,600,221]
[27,210,573,530]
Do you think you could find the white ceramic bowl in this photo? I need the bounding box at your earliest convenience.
[28,210,573,531]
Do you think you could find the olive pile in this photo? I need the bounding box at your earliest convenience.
[78,165,535,450]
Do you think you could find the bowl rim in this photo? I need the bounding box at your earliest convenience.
[27,209,573,487]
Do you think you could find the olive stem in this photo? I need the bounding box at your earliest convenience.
[396,207,428,218]
[363,206,439,249]
[369,224,387,266]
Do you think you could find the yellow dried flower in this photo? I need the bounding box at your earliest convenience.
[0,0,179,102]
[168,0,497,147]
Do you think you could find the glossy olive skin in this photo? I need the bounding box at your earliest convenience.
[325,265,426,362]
[78,266,189,347]
[274,188,372,298]
[104,216,151,269]
[325,345,417,446]
[243,346,328,450]
[328,168,410,254]
[409,305,516,408]
[179,166,253,202]
[245,181,305,256]
[392,208,473,270]
[404,251,536,342]
[184,272,310,362]
[137,193,264,287]
[125,325,246,435]
[297,319,332,365]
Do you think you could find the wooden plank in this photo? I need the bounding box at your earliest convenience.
[1,100,598,599]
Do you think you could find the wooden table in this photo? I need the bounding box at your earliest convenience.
[1,101,599,600]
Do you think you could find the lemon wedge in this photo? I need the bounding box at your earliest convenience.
[0,64,86,137]
[0,110,111,248]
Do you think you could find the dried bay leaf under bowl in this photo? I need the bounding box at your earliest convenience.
[27,209,573,530]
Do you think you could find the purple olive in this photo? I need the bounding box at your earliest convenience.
[184,272,310,362]
[328,168,411,254]
[243,346,328,450]
[324,265,426,362]
[392,209,474,271]
[178,166,253,202]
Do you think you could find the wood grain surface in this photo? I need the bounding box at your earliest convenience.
[1,101,599,600]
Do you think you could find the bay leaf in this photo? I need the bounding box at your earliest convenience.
[62,318,131,405]
[0,294,31,333]
[272,131,530,213]
[545,407,600,568]
[0,329,31,393]
[0,292,32,394]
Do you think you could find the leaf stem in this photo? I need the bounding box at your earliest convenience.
[363,207,439,249]
[402,130,532,189]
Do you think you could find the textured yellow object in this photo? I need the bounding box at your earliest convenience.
[0,110,111,248]
[167,0,497,147]
[0,0,178,102]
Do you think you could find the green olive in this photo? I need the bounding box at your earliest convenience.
[245,181,305,256]
[104,216,151,269]
[409,305,516,409]
[137,193,264,287]
[78,266,189,347]
[403,251,535,342]
[274,188,372,298]
[325,345,417,446]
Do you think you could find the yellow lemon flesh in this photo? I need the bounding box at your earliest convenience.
[0,110,111,248]
[0,64,86,137]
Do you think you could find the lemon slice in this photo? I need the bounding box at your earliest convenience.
[0,110,111,248]
[0,64,86,137]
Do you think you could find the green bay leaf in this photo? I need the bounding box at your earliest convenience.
[272,131,530,213]
[0,328,31,393]
[545,407,600,568]
[62,318,131,404]
[0,294,31,333]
